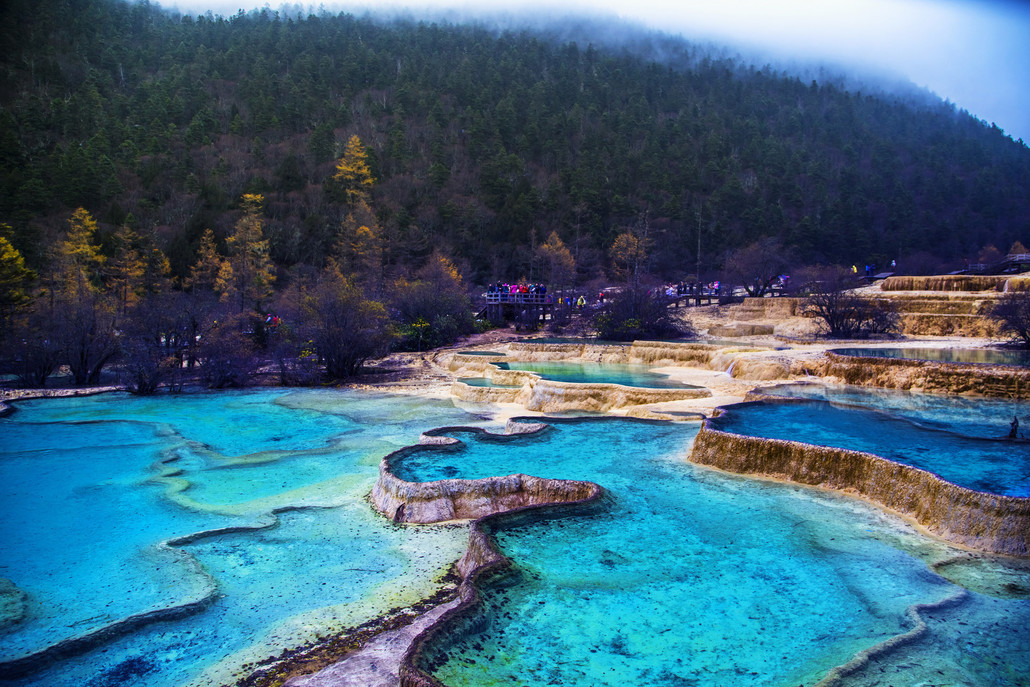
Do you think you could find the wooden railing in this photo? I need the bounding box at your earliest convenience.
[484,292,553,305]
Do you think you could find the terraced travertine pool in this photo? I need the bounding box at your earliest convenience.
[491,361,699,388]
[0,389,491,686]
[392,417,1030,686]
[715,383,1030,497]
[1,384,1028,686]
[831,346,1030,366]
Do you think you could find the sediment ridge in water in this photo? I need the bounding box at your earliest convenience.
[793,351,1030,398]
[0,536,220,680]
[689,421,1030,556]
[368,422,608,686]
[0,501,381,681]
[395,487,608,687]
[371,423,602,524]
[813,587,970,687]
[451,377,710,412]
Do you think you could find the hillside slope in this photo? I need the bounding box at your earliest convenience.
[2,0,1029,284]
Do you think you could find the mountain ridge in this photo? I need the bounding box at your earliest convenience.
[2,0,1028,284]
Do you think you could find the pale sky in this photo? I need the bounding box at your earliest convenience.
[170,0,1030,144]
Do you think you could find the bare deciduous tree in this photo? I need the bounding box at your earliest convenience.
[304,268,396,379]
[54,294,120,386]
[723,237,791,297]
[991,291,1030,347]
[801,266,899,338]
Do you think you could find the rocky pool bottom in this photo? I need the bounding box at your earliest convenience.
[0,390,491,686]
[1,386,1029,686]
[382,417,1030,687]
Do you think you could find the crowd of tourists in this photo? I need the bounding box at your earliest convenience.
[485,282,602,310]
[650,281,721,298]
[487,282,548,299]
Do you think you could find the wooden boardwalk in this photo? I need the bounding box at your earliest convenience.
[480,293,554,324]
[663,292,721,307]
[477,288,737,325]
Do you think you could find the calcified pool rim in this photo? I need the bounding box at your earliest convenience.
[371,420,604,524]
[810,349,1030,398]
[367,417,648,687]
[690,403,1030,557]
[448,354,711,412]
[398,496,614,687]
[450,376,711,412]
[366,415,1027,687]
[829,346,1030,367]
[0,502,334,680]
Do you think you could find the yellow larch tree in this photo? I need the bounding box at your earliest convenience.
[223,194,276,312]
[185,229,227,294]
[535,230,576,294]
[0,234,35,329]
[336,199,383,295]
[328,135,375,206]
[58,207,106,297]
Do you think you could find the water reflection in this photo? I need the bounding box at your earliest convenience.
[831,347,1030,366]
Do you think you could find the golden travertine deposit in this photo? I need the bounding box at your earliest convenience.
[690,423,1030,556]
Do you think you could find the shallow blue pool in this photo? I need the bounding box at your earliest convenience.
[713,400,1030,496]
[738,384,1030,497]
[831,346,1030,366]
[3,387,1029,687]
[761,382,1029,439]
[0,389,487,686]
[404,418,1030,686]
[492,361,697,388]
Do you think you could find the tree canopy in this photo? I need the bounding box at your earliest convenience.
[1,0,1027,290]
[1,0,1029,386]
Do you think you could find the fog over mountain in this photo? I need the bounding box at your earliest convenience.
[3,0,1029,290]
[170,0,1030,144]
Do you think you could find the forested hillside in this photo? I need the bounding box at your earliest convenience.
[3,0,1029,286]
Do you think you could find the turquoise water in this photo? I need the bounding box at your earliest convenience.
[4,386,1030,686]
[492,361,697,388]
[736,384,1030,496]
[0,389,488,686]
[832,346,1030,366]
[408,418,1030,686]
[761,382,1030,440]
[456,378,521,389]
[393,421,671,483]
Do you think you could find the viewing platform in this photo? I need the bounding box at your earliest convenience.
[481,292,555,325]
[478,288,735,325]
